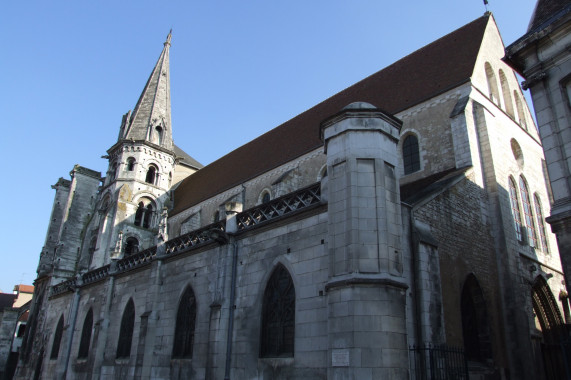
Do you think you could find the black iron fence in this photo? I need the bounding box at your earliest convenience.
[409,344,468,380]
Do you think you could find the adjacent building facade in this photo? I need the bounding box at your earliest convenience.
[16,14,569,380]
[505,0,571,304]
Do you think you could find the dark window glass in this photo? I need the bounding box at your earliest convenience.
[143,204,153,228]
[461,275,492,362]
[534,195,549,253]
[172,287,197,358]
[519,177,537,247]
[116,300,135,359]
[78,309,93,359]
[261,264,295,357]
[16,323,26,338]
[134,203,144,226]
[145,166,156,184]
[127,158,135,171]
[50,316,64,359]
[508,177,523,241]
[403,135,420,175]
[262,192,271,204]
[124,237,139,255]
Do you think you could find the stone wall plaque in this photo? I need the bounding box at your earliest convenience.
[332,349,350,367]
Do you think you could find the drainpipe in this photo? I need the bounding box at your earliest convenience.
[408,205,424,345]
[59,275,82,380]
[222,201,241,380]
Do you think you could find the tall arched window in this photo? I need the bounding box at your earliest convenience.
[508,177,523,241]
[172,286,197,358]
[116,299,135,359]
[124,237,139,255]
[485,62,500,104]
[145,165,157,185]
[50,315,64,359]
[519,176,537,247]
[403,134,420,175]
[461,274,492,362]
[78,309,93,359]
[499,69,515,118]
[534,194,549,253]
[126,157,136,171]
[514,91,527,130]
[261,264,295,357]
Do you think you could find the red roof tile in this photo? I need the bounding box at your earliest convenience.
[172,15,489,215]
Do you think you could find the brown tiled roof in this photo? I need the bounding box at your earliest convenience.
[0,294,16,310]
[528,0,570,32]
[171,15,490,216]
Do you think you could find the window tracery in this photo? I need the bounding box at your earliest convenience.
[172,286,197,358]
[261,264,295,357]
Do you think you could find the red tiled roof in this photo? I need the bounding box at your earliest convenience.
[171,15,490,215]
[14,284,34,294]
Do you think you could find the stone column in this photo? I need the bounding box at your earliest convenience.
[321,102,409,380]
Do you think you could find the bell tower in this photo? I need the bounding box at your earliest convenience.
[85,31,178,268]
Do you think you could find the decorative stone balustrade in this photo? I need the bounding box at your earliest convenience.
[50,183,322,297]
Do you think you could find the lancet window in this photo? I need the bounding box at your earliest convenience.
[78,309,93,358]
[50,315,64,359]
[116,299,135,359]
[508,177,523,241]
[403,134,420,175]
[126,157,136,171]
[172,286,197,358]
[519,176,537,247]
[534,194,549,252]
[261,264,295,357]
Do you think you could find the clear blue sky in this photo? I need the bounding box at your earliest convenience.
[0,1,538,292]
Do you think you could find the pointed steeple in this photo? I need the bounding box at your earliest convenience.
[121,31,174,151]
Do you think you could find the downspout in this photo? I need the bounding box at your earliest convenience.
[222,202,241,380]
[60,275,82,380]
[408,205,424,345]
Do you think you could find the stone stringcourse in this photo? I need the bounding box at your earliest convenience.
[50,182,322,297]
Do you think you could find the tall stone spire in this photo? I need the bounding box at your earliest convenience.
[121,30,173,151]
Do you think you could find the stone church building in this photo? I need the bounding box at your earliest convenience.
[14,13,570,380]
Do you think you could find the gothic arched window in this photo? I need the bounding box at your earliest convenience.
[461,275,492,362]
[485,62,500,104]
[50,315,64,359]
[508,177,523,241]
[499,69,515,118]
[145,165,157,185]
[78,309,93,359]
[116,299,135,359]
[261,264,295,357]
[126,157,136,171]
[124,237,139,255]
[403,134,420,175]
[143,204,153,228]
[534,194,549,253]
[519,176,537,247]
[172,286,197,358]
